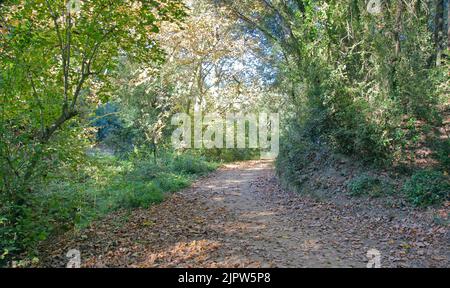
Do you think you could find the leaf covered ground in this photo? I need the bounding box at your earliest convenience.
[39,161,449,268]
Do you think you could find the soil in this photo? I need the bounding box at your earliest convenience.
[39,160,449,268]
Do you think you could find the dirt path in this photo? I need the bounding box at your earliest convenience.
[41,161,449,268]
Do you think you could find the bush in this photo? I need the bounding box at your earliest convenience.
[114,182,165,209]
[432,138,450,169]
[200,148,260,162]
[106,153,217,210]
[171,154,217,175]
[153,173,190,192]
[403,170,450,207]
[276,131,312,189]
[0,214,18,265]
[0,150,218,266]
[347,174,393,198]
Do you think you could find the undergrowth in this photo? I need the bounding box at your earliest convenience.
[0,151,218,266]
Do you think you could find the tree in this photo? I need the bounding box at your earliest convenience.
[222,0,447,163]
[0,0,185,182]
[0,0,186,256]
[157,0,267,115]
[434,0,445,66]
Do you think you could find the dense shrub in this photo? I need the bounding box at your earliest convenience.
[171,154,217,175]
[114,182,165,209]
[347,174,394,198]
[432,138,450,169]
[403,170,450,207]
[0,151,217,266]
[200,148,261,162]
[276,126,312,189]
[153,173,191,192]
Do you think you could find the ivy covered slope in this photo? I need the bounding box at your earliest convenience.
[223,1,449,205]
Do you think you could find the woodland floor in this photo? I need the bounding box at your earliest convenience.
[40,161,449,268]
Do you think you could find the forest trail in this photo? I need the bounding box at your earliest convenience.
[41,161,449,268]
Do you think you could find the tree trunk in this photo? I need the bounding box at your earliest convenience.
[448,0,450,51]
[434,0,445,66]
[394,0,404,57]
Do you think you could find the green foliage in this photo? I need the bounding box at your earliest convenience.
[200,148,261,163]
[154,173,191,193]
[347,174,394,198]
[0,216,17,262]
[0,149,217,266]
[0,0,187,265]
[171,153,218,175]
[276,122,312,188]
[432,138,450,170]
[1,0,448,268]
[269,1,449,203]
[113,182,165,209]
[264,0,447,162]
[403,170,450,207]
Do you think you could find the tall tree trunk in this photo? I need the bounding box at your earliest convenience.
[389,0,405,96]
[434,0,445,66]
[394,0,404,57]
[448,0,450,51]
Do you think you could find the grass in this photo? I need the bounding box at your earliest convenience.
[67,153,217,226]
[8,152,218,261]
